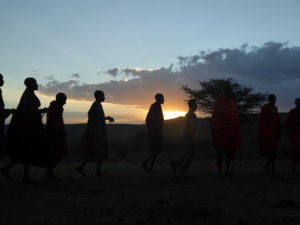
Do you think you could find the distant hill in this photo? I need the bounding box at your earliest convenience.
[4,113,293,162]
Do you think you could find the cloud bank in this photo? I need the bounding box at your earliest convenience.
[39,42,300,111]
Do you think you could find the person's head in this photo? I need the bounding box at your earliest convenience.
[94,90,105,102]
[56,93,67,106]
[188,99,197,112]
[295,98,300,108]
[24,77,38,91]
[155,93,164,104]
[268,94,276,105]
[0,74,3,87]
[223,85,233,98]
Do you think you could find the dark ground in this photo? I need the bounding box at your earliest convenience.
[1,160,300,225]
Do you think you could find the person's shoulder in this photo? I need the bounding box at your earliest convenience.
[49,100,56,108]
[215,96,230,105]
[185,111,197,119]
[149,102,159,109]
[152,102,158,106]
[261,103,269,109]
[288,108,296,114]
[215,96,223,102]
[91,101,99,108]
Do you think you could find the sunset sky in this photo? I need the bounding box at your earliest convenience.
[1,0,300,123]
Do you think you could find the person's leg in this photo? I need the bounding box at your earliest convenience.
[95,146,108,177]
[22,164,34,183]
[180,151,195,172]
[76,161,88,176]
[146,135,162,174]
[292,151,300,174]
[141,138,155,172]
[95,157,103,177]
[46,166,55,180]
[292,157,296,174]
[270,149,277,173]
[180,143,195,172]
[0,161,19,181]
[216,148,223,177]
[171,154,187,172]
[224,149,232,176]
[265,150,272,173]
[141,155,151,171]
[148,152,159,173]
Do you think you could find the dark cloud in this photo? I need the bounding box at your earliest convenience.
[106,67,120,77]
[71,73,80,79]
[44,75,54,81]
[39,42,300,111]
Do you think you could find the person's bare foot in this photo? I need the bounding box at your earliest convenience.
[95,172,104,178]
[170,162,177,172]
[147,169,157,175]
[46,173,60,181]
[76,166,87,176]
[224,172,234,177]
[21,177,36,185]
[0,167,12,181]
[141,162,149,173]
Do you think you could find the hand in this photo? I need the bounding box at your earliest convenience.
[106,116,114,123]
[41,107,48,113]
[10,109,16,115]
[60,131,68,136]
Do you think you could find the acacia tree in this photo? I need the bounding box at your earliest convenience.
[182,78,268,118]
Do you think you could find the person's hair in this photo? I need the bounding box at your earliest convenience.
[268,94,276,101]
[155,93,164,100]
[295,98,300,105]
[0,73,3,79]
[56,92,67,101]
[24,77,37,87]
[223,85,233,97]
[188,99,197,108]
[94,90,104,98]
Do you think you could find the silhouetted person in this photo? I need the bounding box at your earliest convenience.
[259,94,281,173]
[170,99,198,173]
[76,90,114,177]
[286,98,300,174]
[0,74,15,160]
[1,77,47,183]
[141,93,164,174]
[211,86,241,177]
[45,93,68,180]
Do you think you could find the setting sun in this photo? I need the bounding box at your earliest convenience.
[163,111,186,120]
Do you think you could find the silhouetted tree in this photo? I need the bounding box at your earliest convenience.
[182,78,268,118]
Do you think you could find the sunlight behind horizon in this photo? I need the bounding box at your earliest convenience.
[1,0,300,124]
[163,111,186,120]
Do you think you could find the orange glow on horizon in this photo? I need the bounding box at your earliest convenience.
[163,111,186,120]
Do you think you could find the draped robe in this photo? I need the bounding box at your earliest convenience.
[211,96,241,158]
[46,101,68,165]
[145,102,164,154]
[286,107,300,162]
[77,101,108,161]
[259,103,281,156]
[5,89,48,166]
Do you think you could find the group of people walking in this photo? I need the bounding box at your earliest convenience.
[0,75,113,183]
[0,73,300,183]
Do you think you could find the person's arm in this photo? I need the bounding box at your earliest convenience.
[38,108,48,114]
[105,116,114,123]
[4,109,15,119]
[189,116,197,145]
[286,111,293,130]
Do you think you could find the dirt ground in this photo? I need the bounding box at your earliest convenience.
[0,160,300,225]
